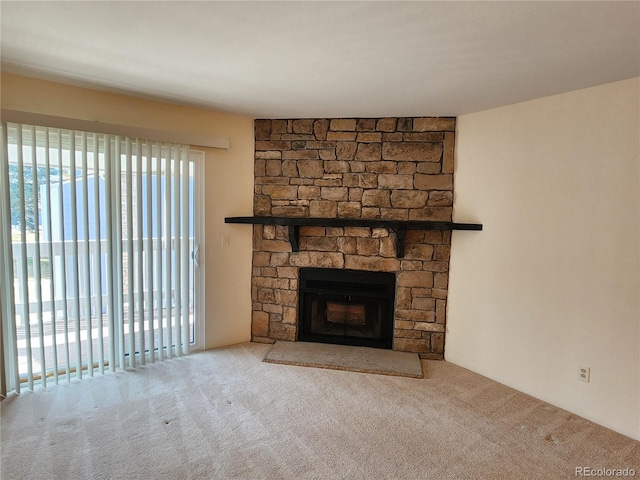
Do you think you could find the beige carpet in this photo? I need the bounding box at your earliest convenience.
[264,341,423,378]
[1,342,638,480]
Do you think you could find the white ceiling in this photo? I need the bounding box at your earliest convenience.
[1,1,639,119]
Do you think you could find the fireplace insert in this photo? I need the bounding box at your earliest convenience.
[298,268,395,349]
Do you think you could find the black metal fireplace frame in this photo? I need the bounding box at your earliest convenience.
[298,268,396,349]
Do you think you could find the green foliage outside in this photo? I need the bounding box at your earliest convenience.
[9,164,61,232]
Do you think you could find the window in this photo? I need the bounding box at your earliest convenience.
[0,123,204,393]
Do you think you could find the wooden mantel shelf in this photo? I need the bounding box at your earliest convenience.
[224,216,482,258]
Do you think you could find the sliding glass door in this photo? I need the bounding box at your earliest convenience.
[0,123,204,393]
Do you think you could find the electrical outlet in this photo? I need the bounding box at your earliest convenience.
[221,234,230,247]
[578,366,590,383]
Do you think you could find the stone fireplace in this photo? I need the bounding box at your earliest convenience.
[250,117,456,359]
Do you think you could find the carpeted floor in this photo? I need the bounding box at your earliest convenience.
[1,342,638,480]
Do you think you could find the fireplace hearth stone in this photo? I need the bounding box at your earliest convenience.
[264,341,423,378]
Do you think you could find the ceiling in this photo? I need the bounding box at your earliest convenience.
[2,1,639,119]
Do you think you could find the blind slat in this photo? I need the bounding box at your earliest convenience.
[155,144,164,361]
[125,138,135,368]
[81,133,94,377]
[29,126,47,386]
[92,133,105,375]
[43,129,59,384]
[145,142,154,361]
[173,151,181,357]
[164,152,173,358]
[16,125,34,389]
[104,135,117,373]
[0,124,20,394]
[164,149,173,359]
[114,137,126,370]
[69,131,83,380]
[56,130,72,383]
[136,140,145,365]
[181,149,190,355]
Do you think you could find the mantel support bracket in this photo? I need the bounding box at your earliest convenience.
[288,225,300,252]
[392,228,407,259]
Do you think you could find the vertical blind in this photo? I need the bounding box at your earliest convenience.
[0,123,195,394]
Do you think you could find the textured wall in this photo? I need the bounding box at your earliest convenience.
[450,78,640,439]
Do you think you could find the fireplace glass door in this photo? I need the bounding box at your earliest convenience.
[299,268,395,349]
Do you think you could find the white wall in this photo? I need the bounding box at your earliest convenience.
[448,78,640,440]
[1,73,255,350]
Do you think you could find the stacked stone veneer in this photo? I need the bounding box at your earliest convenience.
[251,117,455,359]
